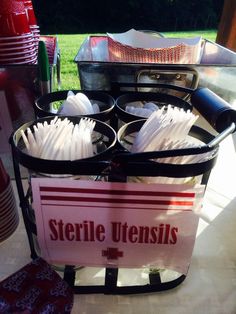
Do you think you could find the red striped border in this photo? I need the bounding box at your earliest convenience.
[39,186,195,198]
[40,195,193,206]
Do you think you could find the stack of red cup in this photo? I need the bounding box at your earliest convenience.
[0,0,39,65]
[23,0,40,49]
[0,158,19,243]
[40,35,57,64]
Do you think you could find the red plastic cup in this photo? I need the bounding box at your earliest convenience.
[0,0,31,36]
[0,34,33,43]
[0,57,37,64]
[0,47,35,58]
[26,7,37,26]
[0,159,10,194]
[22,0,38,26]
[0,39,35,51]
[0,42,35,52]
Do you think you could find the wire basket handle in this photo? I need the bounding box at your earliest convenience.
[191,87,236,133]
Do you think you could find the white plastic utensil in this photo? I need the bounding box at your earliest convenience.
[58,91,95,115]
[76,93,94,114]
[22,117,97,161]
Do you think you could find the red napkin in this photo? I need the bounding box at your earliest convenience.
[0,257,74,313]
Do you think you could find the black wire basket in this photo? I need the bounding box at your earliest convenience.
[34,90,115,124]
[115,85,192,124]
[10,87,236,295]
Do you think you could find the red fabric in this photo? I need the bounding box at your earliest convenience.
[0,258,74,314]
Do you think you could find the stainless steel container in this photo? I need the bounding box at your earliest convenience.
[74,36,236,105]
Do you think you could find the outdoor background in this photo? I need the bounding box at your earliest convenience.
[32,0,224,34]
[30,0,223,90]
[55,30,217,90]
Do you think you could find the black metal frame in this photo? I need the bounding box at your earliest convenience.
[34,90,115,122]
[9,86,236,294]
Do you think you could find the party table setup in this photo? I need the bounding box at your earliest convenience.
[1,1,236,312]
[0,0,59,155]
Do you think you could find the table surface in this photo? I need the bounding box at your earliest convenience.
[0,129,236,314]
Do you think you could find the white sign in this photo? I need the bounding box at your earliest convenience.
[31,178,205,274]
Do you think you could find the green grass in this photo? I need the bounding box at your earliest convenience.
[164,29,217,42]
[52,30,217,90]
[55,34,91,90]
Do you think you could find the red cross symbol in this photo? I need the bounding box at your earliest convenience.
[102,247,124,260]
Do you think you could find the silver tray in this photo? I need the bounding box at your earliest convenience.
[74,36,236,105]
